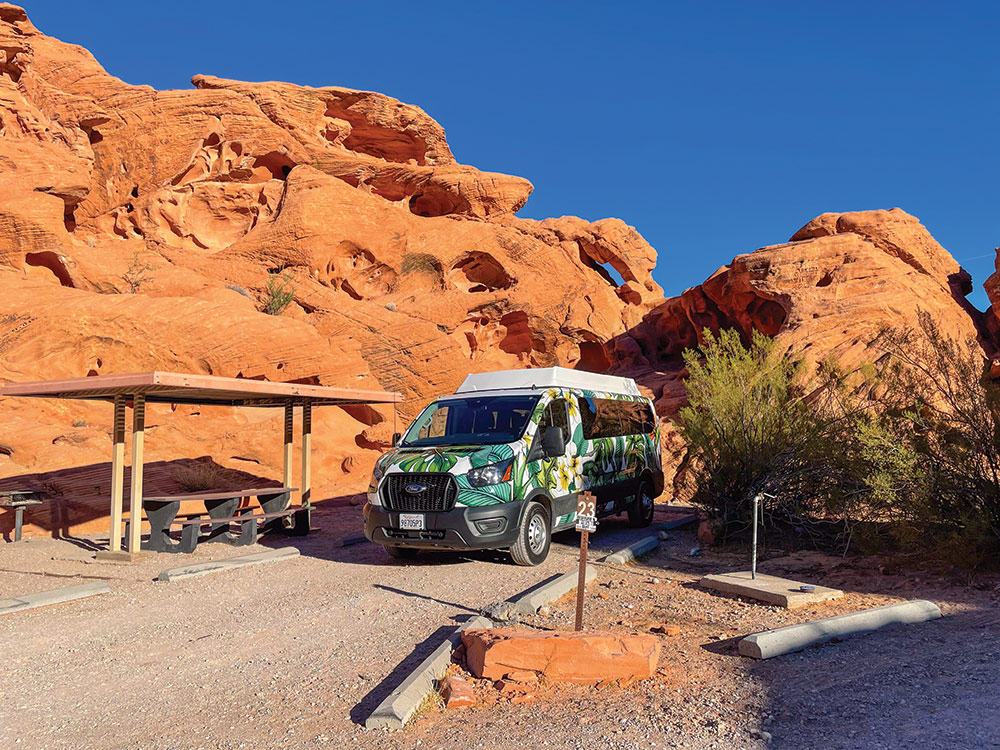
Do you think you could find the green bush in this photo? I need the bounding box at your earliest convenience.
[868,311,1000,568]
[676,315,1000,568]
[676,328,858,540]
[263,271,296,315]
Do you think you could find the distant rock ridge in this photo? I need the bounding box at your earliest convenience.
[0,3,994,535]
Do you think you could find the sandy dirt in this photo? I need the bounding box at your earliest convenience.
[2,504,998,750]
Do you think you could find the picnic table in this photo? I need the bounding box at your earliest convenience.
[126,486,307,553]
[0,371,401,560]
[0,490,43,542]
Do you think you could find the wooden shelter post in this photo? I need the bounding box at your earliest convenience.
[282,404,294,490]
[301,402,312,509]
[108,396,126,552]
[127,395,145,553]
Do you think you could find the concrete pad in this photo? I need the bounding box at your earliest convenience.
[603,535,660,565]
[157,547,299,582]
[365,615,492,730]
[0,581,111,616]
[700,571,843,609]
[512,564,597,615]
[95,550,150,563]
[739,599,942,659]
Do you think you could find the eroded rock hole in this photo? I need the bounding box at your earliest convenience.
[580,250,626,287]
[747,298,787,336]
[576,341,611,373]
[450,252,513,292]
[408,187,463,218]
[252,152,296,180]
[25,251,75,288]
[816,271,833,287]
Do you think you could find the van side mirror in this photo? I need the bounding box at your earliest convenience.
[392,432,402,447]
[542,426,565,458]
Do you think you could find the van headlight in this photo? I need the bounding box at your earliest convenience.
[466,458,513,487]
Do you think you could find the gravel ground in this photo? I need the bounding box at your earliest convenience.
[417,530,1000,750]
[2,504,997,750]
[0,503,682,749]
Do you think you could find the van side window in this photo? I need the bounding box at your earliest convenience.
[536,399,570,444]
[580,397,623,439]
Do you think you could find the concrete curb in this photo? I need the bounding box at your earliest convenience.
[603,535,660,565]
[656,514,697,531]
[739,599,943,659]
[365,615,492,730]
[512,564,598,615]
[157,547,300,582]
[0,581,111,616]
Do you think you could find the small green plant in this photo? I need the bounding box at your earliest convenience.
[400,252,443,277]
[263,271,296,315]
[121,251,153,293]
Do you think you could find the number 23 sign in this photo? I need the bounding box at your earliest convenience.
[575,491,598,533]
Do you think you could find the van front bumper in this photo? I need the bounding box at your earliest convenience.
[363,500,523,551]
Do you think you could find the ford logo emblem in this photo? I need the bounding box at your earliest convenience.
[405,483,427,495]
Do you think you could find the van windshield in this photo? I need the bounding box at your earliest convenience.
[402,395,540,447]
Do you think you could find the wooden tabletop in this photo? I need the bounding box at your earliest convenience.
[143,487,298,503]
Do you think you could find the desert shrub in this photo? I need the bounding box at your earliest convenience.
[121,251,153,293]
[263,271,295,315]
[675,328,862,541]
[676,315,1000,567]
[400,252,443,277]
[867,311,1000,567]
[173,462,235,493]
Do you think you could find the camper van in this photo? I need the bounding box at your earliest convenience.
[363,367,663,566]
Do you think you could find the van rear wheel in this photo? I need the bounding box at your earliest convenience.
[510,501,550,566]
[628,480,655,528]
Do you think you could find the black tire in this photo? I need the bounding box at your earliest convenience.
[384,545,420,561]
[509,501,551,566]
[627,479,655,528]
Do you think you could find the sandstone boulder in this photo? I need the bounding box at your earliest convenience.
[461,628,660,684]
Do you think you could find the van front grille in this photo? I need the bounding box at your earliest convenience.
[382,473,457,512]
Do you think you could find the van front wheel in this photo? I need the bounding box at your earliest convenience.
[628,480,655,528]
[384,545,419,561]
[510,501,550,566]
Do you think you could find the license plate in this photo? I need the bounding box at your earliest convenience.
[399,513,424,530]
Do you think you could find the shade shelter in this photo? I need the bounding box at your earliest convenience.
[1,372,401,559]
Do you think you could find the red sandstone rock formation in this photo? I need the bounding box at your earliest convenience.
[0,4,995,536]
[0,4,662,535]
[619,208,993,495]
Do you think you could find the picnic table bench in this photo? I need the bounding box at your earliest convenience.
[0,489,43,542]
[125,487,309,554]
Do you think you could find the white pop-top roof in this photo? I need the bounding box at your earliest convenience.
[456,367,641,397]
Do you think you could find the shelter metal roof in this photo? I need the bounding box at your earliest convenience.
[0,371,401,408]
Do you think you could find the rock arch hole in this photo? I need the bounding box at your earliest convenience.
[252,151,296,180]
[449,251,513,292]
[25,251,75,288]
[576,341,611,373]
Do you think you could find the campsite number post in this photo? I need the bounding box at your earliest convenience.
[574,491,598,631]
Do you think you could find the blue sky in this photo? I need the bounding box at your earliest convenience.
[24,1,999,308]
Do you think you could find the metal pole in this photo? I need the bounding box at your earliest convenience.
[751,493,760,579]
[14,506,23,542]
[575,529,588,631]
